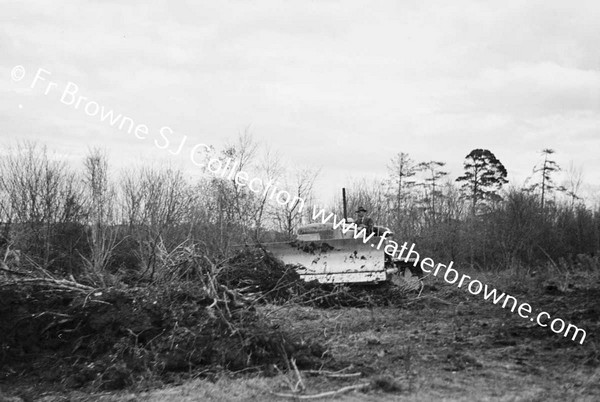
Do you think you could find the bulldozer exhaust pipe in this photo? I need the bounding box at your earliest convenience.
[342,188,348,221]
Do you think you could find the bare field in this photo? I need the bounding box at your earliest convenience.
[253,274,600,401]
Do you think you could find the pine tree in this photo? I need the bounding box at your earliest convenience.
[529,149,563,210]
[456,149,508,214]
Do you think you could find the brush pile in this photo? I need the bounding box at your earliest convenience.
[0,250,325,391]
[218,246,305,302]
[0,244,412,391]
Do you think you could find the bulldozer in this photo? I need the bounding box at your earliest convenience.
[260,189,424,292]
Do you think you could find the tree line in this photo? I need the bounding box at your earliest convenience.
[328,148,599,271]
[0,138,598,282]
[0,137,318,281]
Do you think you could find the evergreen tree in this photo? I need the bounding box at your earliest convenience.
[529,149,563,210]
[456,149,508,214]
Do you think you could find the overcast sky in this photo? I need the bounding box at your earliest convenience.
[2,0,599,202]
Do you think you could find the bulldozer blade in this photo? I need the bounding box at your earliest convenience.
[264,238,387,284]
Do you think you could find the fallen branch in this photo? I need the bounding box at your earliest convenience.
[274,364,296,393]
[291,358,305,392]
[405,295,453,306]
[271,383,371,399]
[315,372,362,379]
[301,366,357,376]
[0,277,94,292]
[0,265,29,276]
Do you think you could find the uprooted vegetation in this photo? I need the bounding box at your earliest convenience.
[0,244,419,396]
[0,247,332,393]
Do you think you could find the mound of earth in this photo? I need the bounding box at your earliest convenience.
[0,273,324,391]
[0,246,415,394]
[218,247,305,302]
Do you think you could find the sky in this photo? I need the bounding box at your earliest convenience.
[1,0,599,203]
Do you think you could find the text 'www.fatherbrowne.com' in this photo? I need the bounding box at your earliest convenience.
[311,206,587,345]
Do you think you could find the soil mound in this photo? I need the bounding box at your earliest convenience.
[0,261,323,391]
[218,247,305,302]
[0,246,411,392]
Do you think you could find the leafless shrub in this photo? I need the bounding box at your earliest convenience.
[120,164,195,279]
[0,141,82,269]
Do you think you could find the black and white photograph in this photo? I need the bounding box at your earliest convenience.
[1,1,599,400]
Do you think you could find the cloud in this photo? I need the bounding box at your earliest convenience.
[465,62,600,115]
[1,0,599,202]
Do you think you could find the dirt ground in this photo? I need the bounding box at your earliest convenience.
[2,268,599,401]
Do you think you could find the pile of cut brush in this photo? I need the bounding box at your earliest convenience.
[218,246,307,302]
[0,245,410,392]
[225,247,410,308]
[0,253,325,392]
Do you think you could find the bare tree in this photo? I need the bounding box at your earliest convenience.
[253,147,284,239]
[81,148,119,285]
[121,168,145,227]
[223,130,258,239]
[273,167,320,238]
[0,142,74,266]
[563,161,584,209]
[418,161,449,222]
[386,152,417,230]
[122,165,195,278]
